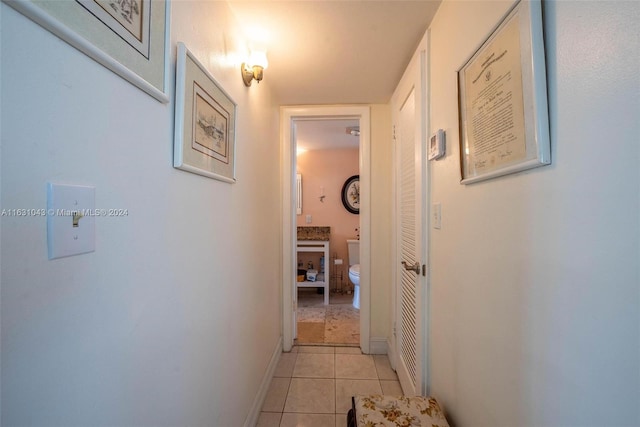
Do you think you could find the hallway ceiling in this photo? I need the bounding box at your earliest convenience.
[228,0,441,105]
[295,118,360,152]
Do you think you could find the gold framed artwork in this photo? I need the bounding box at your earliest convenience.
[3,0,170,103]
[457,0,550,184]
[174,42,237,183]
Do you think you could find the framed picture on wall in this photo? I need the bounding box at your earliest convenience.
[341,175,360,214]
[457,0,550,184]
[174,42,237,183]
[3,0,170,103]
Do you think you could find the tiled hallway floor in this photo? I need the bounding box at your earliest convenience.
[257,346,402,427]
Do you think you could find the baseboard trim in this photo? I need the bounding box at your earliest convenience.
[243,336,283,427]
[386,337,397,371]
[369,337,389,354]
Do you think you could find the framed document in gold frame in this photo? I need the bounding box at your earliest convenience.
[457,0,550,184]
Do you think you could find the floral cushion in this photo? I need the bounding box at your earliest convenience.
[353,394,450,427]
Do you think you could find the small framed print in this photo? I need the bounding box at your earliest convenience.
[174,42,237,183]
[341,175,360,214]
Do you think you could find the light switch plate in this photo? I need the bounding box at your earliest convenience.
[47,183,96,259]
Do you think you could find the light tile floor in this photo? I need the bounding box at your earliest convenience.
[257,346,403,427]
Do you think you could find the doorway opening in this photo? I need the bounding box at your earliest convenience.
[281,106,371,353]
[295,118,360,346]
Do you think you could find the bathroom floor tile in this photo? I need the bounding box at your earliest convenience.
[325,304,359,321]
[324,318,359,344]
[293,353,335,378]
[280,413,336,427]
[261,377,290,412]
[297,307,326,323]
[284,378,335,413]
[330,293,354,304]
[297,290,360,346]
[335,354,378,379]
[335,379,382,413]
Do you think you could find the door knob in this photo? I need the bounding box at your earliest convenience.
[401,261,421,274]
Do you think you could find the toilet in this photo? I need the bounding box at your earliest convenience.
[347,239,360,309]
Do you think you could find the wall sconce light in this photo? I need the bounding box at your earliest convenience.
[241,51,268,86]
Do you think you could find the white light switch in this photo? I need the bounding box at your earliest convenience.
[305,214,312,224]
[47,183,96,259]
[433,203,442,229]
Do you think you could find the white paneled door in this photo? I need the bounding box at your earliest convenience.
[392,47,429,396]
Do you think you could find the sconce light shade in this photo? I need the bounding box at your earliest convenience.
[249,51,268,69]
[242,50,268,87]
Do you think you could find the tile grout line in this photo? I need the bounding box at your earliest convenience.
[260,349,400,425]
[333,348,338,416]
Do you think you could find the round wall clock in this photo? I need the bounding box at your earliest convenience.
[341,175,360,214]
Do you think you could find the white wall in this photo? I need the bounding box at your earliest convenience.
[369,104,393,340]
[0,2,281,425]
[428,1,639,426]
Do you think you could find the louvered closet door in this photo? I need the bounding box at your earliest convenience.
[392,49,427,396]
[400,88,418,393]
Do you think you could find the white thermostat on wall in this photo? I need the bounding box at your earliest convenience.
[428,129,446,161]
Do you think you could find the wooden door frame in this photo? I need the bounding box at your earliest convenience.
[281,105,371,353]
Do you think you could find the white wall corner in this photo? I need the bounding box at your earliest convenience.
[243,336,283,427]
[369,337,389,355]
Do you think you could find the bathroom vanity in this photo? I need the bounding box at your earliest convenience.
[296,227,330,305]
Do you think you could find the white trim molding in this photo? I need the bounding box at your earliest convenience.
[281,105,371,354]
[369,337,390,355]
[243,336,283,427]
